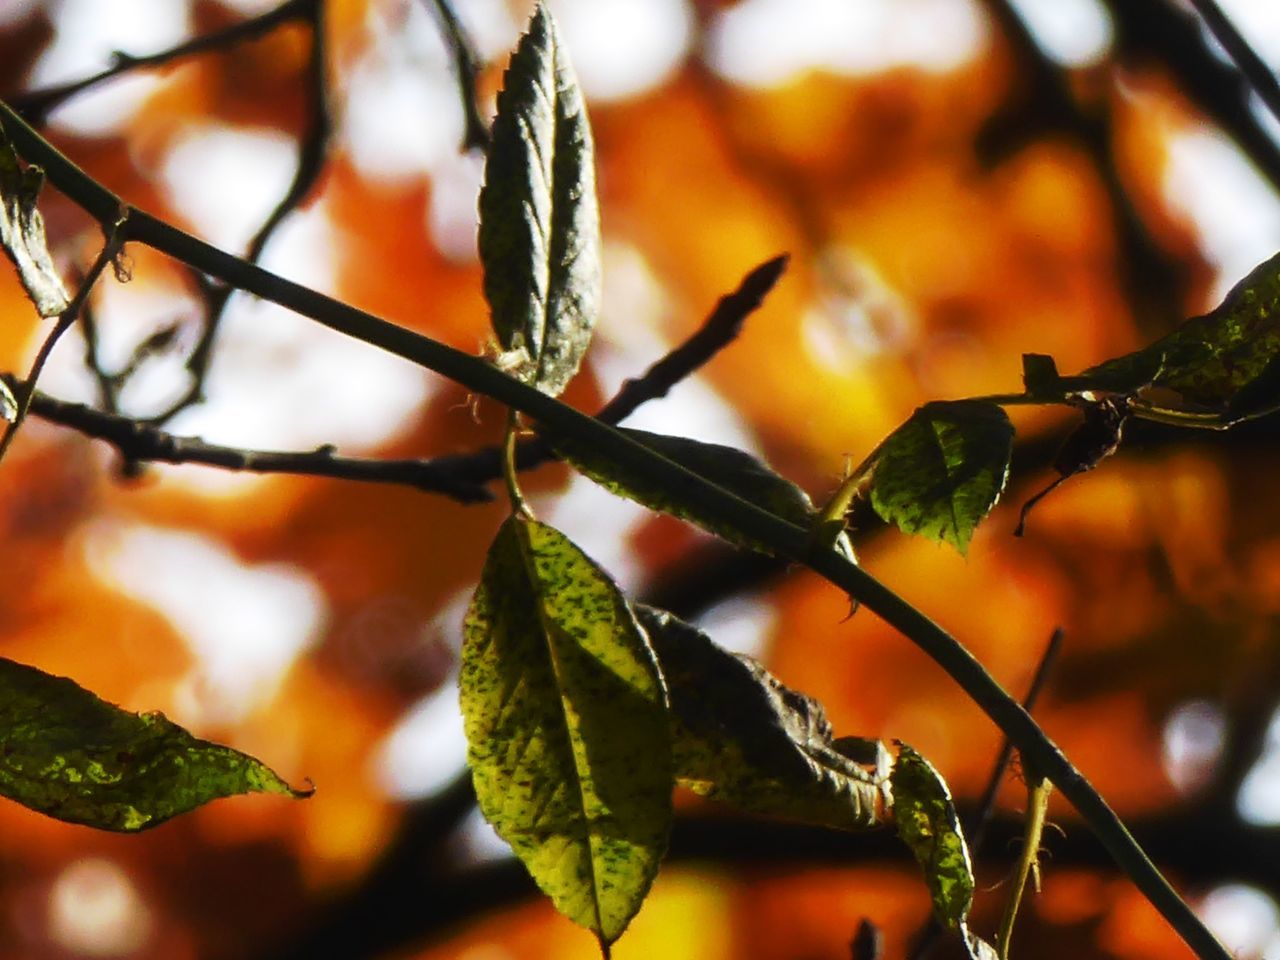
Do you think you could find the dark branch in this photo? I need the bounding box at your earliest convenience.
[1187,0,1280,128]
[146,0,331,424]
[1103,0,1280,195]
[27,256,788,498]
[26,390,495,501]
[10,0,314,126]
[421,0,491,151]
[906,627,1064,960]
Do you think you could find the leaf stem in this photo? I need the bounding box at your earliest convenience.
[995,774,1053,959]
[0,97,1232,960]
[502,408,531,517]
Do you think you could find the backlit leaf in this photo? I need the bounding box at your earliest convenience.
[1082,251,1280,415]
[0,124,70,317]
[548,425,850,557]
[460,516,671,948]
[870,401,1014,554]
[478,4,600,398]
[0,658,309,831]
[891,742,975,929]
[636,605,887,830]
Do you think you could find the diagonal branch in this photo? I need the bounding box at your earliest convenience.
[0,98,1232,960]
[27,255,787,499]
[0,218,126,464]
[1187,0,1280,128]
[10,0,315,127]
[420,0,491,151]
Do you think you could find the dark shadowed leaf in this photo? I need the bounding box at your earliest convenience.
[870,401,1014,554]
[1082,251,1280,415]
[636,606,887,830]
[891,742,975,929]
[0,125,70,317]
[478,4,600,398]
[548,425,852,558]
[0,658,309,831]
[460,516,671,948]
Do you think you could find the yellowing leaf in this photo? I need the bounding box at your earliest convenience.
[638,605,887,831]
[460,516,671,948]
[891,742,975,929]
[478,4,600,398]
[0,658,310,831]
[0,124,70,317]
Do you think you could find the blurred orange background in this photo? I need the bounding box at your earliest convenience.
[3,0,1280,957]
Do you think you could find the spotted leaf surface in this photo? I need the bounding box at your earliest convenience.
[891,742,975,929]
[870,401,1013,554]
[0,123,69,317]
[460,517,671,948]
[1082,251,1280,416]
[478,4,600,398]
[638,606,887,830]
[0,658,310,831]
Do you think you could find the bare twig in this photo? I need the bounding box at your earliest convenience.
[24,391,493,500]
[146,0,331,424]
[28,256,787,498]
[10,0,314,126]
[1187,0,1280,128]
[0,220,126,463]
[1103,0,1280,195]
[421,0,491,150]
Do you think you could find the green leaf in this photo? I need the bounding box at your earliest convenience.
[0,124,70,317]
[0,658,310,831]
[460,516,671,948]
[478,4,600,398]
[547,425,850,557]
[869,401,1014,554]
[636,605,888,831]
[891,742,975,929]
[1082,251,1280,413]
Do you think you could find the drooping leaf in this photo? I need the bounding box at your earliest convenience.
[1082,251,1280,414]
[869,401,1014,554]
[891,742,975,929]
[460,516,671,948]
[636,606,887,830]
[0,125,70,317]
[1015,396,1130,536]
[478,4,600,398]
[964,928,1000,960]
[0,658,310,831]
[547,425,853,558]
[0,378,16,422]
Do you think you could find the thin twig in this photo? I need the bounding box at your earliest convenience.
[24,391,493,501]
[0,98,1233,960]
[906,628,1064,960]
[27,256,786,498]
[10,0,314,126]
[1103,0,1280,195]
[146,0,330,424]
[421,0,491,150]
[0,220,126,463]
[1187,0,1280,130]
